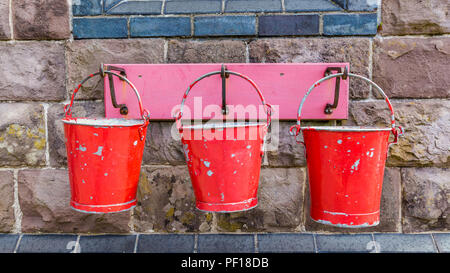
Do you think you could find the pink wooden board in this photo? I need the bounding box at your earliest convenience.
[103,63,349,120]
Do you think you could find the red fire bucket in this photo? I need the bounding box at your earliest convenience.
[174,70,273,212]
[290,72,403,228]
[62,70,150,213]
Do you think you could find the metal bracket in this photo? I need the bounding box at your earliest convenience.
[221,64,230,115]
[103,63,350,120]
[324,66,348,114]
[102,64,129,115]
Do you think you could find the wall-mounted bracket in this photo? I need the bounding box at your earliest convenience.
[102,64,129,115]
[103,63,349,121]
[324,66,348,114]
[221,64,230,115]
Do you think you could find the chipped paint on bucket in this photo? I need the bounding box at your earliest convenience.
[62,69,150,214]
[175,68,273,213]
[181,122,268,212]
[302,126,391,227]
[63,117,148,213]
[290,72,404,228]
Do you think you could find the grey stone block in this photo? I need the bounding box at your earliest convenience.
[194,16,256,36]
[137,234,195,253]
[79,235,137,253]
[316,234,373,253]
[0,234,19,253]
[433,233,450,253]
[197,234,255,253]
[374,234,437,253]
[17,234,78,253]
[257,234,315,253]
[259,15,320,36]
[107,1,162,15]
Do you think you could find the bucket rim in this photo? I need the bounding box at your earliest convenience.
[62,117,146,127]
[301,126,392,132]
[182,121,266,130]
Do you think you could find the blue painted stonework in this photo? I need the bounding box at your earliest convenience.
[347,0,378,11]
[104,0,123,12]
[130,17,191,37]
[73,18,128,39]
[165,0,222,14]
[72,0,379,39]
[225,0,282,13]
[259,15,320,36]
[75,0,378,16]
[106,1,162,15]
[285,0,341,12]
[323,13,378,36]
[194,16,256,36]
[333,0,378,11]
[72,0,102,16]
[333,0,348,9]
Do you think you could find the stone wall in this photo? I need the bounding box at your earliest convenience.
[0,0,448,234]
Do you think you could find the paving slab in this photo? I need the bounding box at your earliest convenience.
[78,235,137,253]
[0,234,19,253]
[257,234,315,253]
[315,234,374,253]
[374,234,437,253]
[197,234,255,253]
[137,234,195,253]
[17,234,78,253]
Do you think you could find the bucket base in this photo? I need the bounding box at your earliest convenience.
[196,198,258,213]
[70,200,137,214]
[311,209,380,228]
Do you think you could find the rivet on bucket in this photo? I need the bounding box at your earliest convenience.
[174,68,273,213]
[62,69,150,214]
[290,70,404,228]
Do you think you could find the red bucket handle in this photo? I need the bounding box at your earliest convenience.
[174,69,273,132]
[289,71,403,145]
[64,70,150,122]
